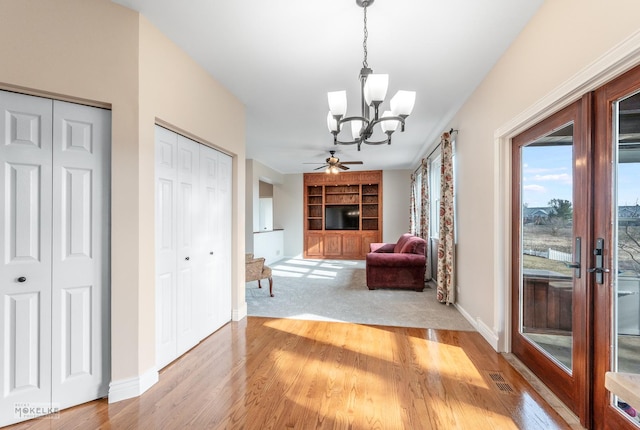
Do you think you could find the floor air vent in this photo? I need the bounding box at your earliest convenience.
[487,371,515,394]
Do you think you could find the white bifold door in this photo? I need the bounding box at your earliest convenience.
[155,126,231,370]
[0,90,110,426]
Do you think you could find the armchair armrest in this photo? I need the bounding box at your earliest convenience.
[369,242,395,253]
[366,252,426,267]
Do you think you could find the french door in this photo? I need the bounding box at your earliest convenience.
[592,65,640,430]
[512,66,640,429]
[512,95,593,424]
[513,67,640,430]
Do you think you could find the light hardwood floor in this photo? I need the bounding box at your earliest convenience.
[8,317,571,429]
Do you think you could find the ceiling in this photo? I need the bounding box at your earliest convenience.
[112,0,544,174]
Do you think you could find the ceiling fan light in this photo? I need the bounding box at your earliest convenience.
[363,74,388,106]
[328,91,347,117]
[380,110,399,133]
[327,111,339,132]
[390,90,416,117]
[351,120,363,140]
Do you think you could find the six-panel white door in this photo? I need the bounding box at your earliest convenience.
[0,92,54,426]
[199,146,232,335]
[0,91,110,426]
[155,126,232,370]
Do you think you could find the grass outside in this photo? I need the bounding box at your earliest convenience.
[523,254,572,276]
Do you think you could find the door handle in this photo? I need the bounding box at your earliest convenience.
[588,237,608,284]
[17,276,26,283]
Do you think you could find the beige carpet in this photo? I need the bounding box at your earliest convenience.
[246,258,475,331]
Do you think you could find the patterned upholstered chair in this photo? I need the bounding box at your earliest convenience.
[245,253,274,297]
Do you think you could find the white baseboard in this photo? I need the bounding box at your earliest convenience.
[454,304,500,351]
[108,367,158,403]
[476,318,500,351]
[454,302,476,329]
[233,301,247,321]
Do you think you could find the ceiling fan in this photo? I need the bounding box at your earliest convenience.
[305,150,363,172]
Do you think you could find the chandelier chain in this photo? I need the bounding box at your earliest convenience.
[362,4,368,69]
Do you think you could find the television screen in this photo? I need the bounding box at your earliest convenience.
[325,205,359,230]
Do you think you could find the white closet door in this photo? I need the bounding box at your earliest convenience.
[155,127,178,369]
[50,100,110,408]
[198,145,232,335]
[175,135,200,356]
[198,145,219,336]
[0,92,53,426]
[214,153,232,329]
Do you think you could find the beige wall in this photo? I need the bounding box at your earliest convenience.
[447,0,640,349]
[277,174,304,258]
[382,170,412,242]
[245,159,284,252]
[0,0,246,391]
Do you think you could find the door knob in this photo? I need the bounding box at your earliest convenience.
[17,277,26,283]
[185,256,190,261]
[210,251,214,255]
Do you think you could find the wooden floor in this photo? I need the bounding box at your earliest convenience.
[8,317,571,430]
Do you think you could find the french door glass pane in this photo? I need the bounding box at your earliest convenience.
[520,123,575,373]
[613,91,640,422]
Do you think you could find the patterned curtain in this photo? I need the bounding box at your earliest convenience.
[437,131,455,304]
[409,172,418,235]
[409,161,431,281]
[418,160,431,280]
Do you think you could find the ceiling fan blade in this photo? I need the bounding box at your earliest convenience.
[313,164,329,171]
[302,162,326,164]
[339,161,363,165]
[338,164,350,170]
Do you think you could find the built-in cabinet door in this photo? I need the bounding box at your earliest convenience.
[0,92,54,425]
[0,91,110,426]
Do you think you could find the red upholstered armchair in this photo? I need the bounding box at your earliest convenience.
[365,233,427,292]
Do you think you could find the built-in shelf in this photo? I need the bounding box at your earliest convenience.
[304,171,382,259]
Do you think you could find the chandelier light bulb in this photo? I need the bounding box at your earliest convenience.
[328,91,347,117]
[351,120,363,140]
[390,90,416,117]
[327,112,339,132]
[380,111,399,133]
[363,74,389,106]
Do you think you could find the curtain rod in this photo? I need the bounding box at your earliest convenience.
[413,129,458,174]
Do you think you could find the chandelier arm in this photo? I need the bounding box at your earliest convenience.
[333,138,361,146]
[338,115,370,126]
[369,115,406,128]
[362,138,390,146]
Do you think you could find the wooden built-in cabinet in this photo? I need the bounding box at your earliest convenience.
[304,170,382,259]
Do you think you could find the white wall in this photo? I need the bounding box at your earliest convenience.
[276,174,304,258]
[245,159,284,253]
[382,170,412,243]
[443,0,640,350]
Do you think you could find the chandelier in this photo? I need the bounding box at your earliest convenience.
[326,0,416,151]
